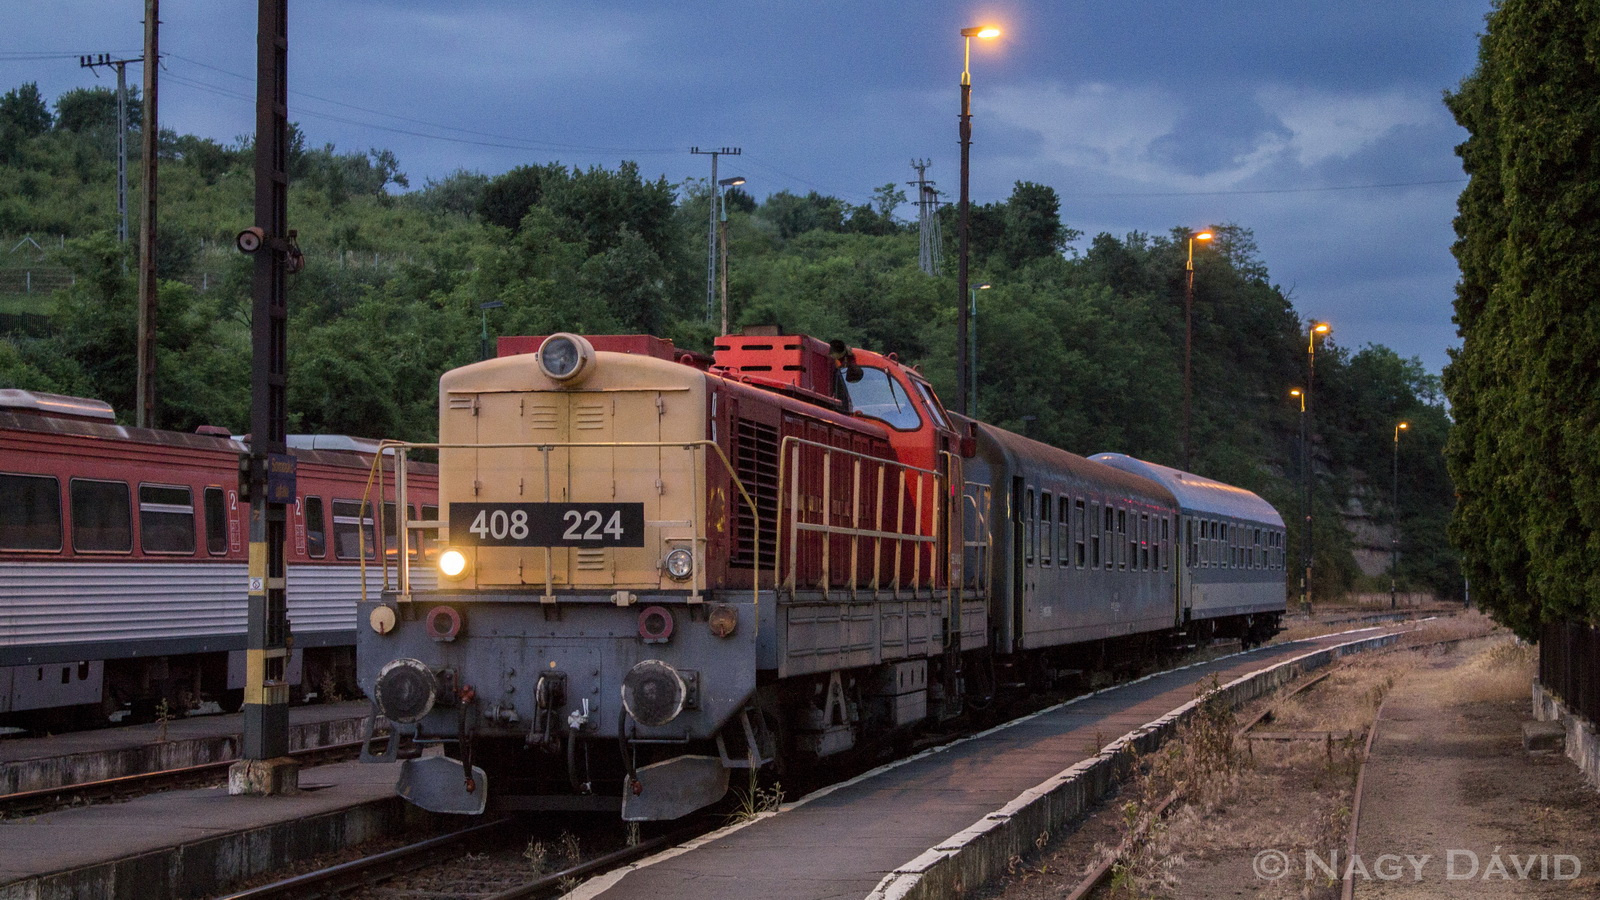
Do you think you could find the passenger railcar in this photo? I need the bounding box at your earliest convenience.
[357,331,1285,820]
[0,389,438,730]
[1090,453,1285,645]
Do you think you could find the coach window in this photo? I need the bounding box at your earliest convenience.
[1074,499,1087,568]
[140,484,195,554]
[1058,496,1071,565]
[304,496,327,558]
[844,367,923,431]
[1090,502,1102,568]
[1103,504,1114,569]
[1024,488,1036,565]
[1040,492,1053,567]
[1138,513,1150,570]
[419,504,440,560]
[1117,508,1128,570]
[71,479,132,553]
[333,499,376,560]
[1161,516,1170,570]
[0,473,62,551]
[204,488,227,555]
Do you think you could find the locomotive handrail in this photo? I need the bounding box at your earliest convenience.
[773,436,947,599]
[361,439,760,613]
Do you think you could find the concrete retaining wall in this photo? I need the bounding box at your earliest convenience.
[868,632,1401,900]
[1532,681,1600,789]
[0,716,374,795]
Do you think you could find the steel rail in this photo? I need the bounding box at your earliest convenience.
[480,822,707,900]
[215,817,513,900]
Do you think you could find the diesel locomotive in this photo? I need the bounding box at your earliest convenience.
[357,330,1285,819]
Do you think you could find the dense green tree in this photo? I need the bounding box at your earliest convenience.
[2,82,52,136]
[1443,0,1600,636]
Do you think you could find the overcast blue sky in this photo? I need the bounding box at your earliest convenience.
[6,1,1492,374]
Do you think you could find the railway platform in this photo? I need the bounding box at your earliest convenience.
[570,626,1406,900]
[1,700,374,795]
[0,757,436,900]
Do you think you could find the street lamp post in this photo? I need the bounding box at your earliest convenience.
[1182,230,1213,471]
[969,282,991,416]
[1391,421,1409,608]
[956,24,1000,416]
[1290,388,1306,607]
[1303,321,1331,612]
[717,176,745,336]
[479,300,504,361]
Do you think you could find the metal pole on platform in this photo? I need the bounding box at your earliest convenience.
[231,0,296,796]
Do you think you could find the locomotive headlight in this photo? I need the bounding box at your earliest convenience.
[663,547,694,581]
[538,333,595,383]
[439,548,469,579]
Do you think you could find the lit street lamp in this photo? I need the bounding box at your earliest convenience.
[1290,387,1306,607]
[956,23,1001,416]
[1391,421,1409,608]
[1182,229,1213,471]
[718,175,745,335]
[479,300,504,361]
[968,282,991,416]
[1303,321,1331,612]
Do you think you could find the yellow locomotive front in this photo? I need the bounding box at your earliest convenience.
[434,333,715,597]
[358,334,762,819]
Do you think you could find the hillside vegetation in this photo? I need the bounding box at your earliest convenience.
[0,81,1458,602]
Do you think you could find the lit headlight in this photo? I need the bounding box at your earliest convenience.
[664,548,694,581]
[538,333,595,383]
[439,548,469,579]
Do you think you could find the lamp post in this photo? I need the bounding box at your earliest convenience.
[1182,230,1213,471]
[1303,321,1331,612]
[479,300,503,361]
[956,24,1000,416]
[1290,388,1306,606]
[1391,421,1408,608]
[968,282,991,416]
[717,176,745,336]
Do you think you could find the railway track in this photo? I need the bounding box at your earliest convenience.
[1057,625,1470,900]
[0,738,368,818]
[219,817,710,900]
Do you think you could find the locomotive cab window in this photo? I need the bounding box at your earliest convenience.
[140,484,195,555]
[1,472,62,551]
[70,478,132,553]
[842,367,922,431]
[909,379,949,430]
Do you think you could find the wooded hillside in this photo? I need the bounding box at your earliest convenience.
[0,81,1459,602]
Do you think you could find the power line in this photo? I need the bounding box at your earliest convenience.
[1064,178,1468,199]
[164,54,678,156]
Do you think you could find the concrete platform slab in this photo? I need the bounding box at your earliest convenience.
[570,627,1405,900]
[0,758,439,900]
[0,702,375,794]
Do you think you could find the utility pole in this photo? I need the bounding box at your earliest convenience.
[78,53,140,246]
[908,159,942,276]
[135,0,160,429]
[690,146,739,328]
[229,0,297,797]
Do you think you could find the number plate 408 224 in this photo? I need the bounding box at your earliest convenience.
[447,503,646,548]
